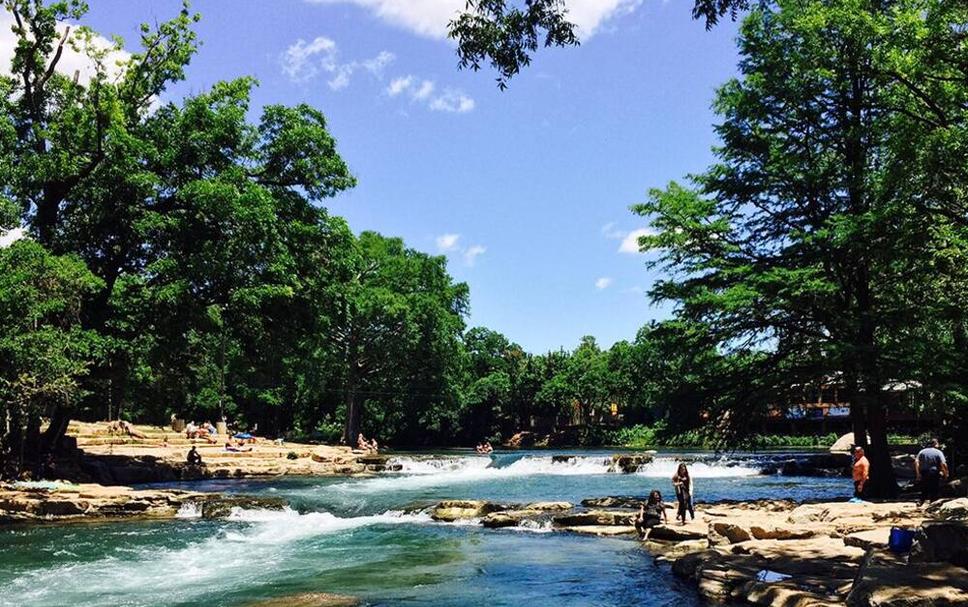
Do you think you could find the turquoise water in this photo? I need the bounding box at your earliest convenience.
[0,451,848,607]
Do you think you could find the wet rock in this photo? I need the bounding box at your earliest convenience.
[525,501,572,511]
[580,496,645,509]
[198,495,288,519]
[551,455,576,464]
[552,509,633,527]
[431,500,506,522]
[560,525,636,536]
[505,431,537,449]
[244,593,360,607]
[609,454,653,474]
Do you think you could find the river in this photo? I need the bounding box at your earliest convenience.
[0,450,849,607]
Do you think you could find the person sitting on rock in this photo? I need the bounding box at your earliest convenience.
[186,446,203,466]
[357,433,378,453]
[483,441,493,454]
[634,489,668,540]
[672,463,695,525]
[185,421,198,439]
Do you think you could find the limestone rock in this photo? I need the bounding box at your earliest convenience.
[848,560,968,607]
[649,523,708,542]
[910,521,968,567]
[560,525,636,536]
[552,509,632,527]
[843,528,888,551]
[525,501,572,511]
[609,454,653,474]
[431,500,505,522]
[244,593,360,607]
[580,496,645,509]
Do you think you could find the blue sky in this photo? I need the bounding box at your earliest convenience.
[78,0,741,353]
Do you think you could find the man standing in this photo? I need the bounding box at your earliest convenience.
[852,446,870,498]
[915,438,948,505]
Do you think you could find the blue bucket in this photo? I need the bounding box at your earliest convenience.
[888,527,916,553]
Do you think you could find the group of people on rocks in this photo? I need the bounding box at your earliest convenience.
[357,433,379,453]
[634,462,695,540]
[475,441,494,455]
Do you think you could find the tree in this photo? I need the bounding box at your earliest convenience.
[0,240,103,475]
[330,232,468,444]
[634,0,968,496]
[448,0,752,88]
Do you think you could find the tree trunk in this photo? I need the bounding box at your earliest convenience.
[41,405,71,455]
[341,387,359,445]
[865,397,898,497]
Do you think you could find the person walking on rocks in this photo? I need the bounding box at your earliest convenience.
[915,438,948,505]
[852,446,869,498]
[672,463,695,524]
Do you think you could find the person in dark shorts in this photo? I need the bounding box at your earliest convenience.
[915,438,948,505]
[634,489,669,540]
[852,446,869,498]
[672,463,695,524]
[186,446,203,466]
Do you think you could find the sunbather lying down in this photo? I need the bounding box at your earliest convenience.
[225,440,253,453]
[108,420,147,439]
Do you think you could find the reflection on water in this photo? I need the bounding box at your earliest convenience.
[0,450,848,607]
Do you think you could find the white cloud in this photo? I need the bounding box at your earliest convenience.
[0,227,25,248]
[387,75,472,113]
[429,89,475,113]
[412,79,435,100]
[1,11,130,86]
[618,228,653,254]
[435,233,460,252]
[281,35,394,89]
[386,75,414,96]
[595,276,613,290]
[463,244,486,266]
[309,0,642,40]
[601,222,625,240]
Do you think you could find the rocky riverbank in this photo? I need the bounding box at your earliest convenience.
[0,482,287,524]
[44,421,398,485]
[425,496,968,606]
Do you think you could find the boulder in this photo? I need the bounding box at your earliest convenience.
[649,523,708,542]
[505,432,536,449]
[524,501,572,511]
[198,495,287,519]
[910,521,968,567]
[711,522,753,544]
[552,510,632,527]
[431,500,505,522]
[830,432,868,453]
[891,454,916,480]
[580,496,645,509]
[928,497,968,520]
[609,454,653,474]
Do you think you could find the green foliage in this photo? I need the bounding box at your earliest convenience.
[448,0,752,88]
[0,240,104,473]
